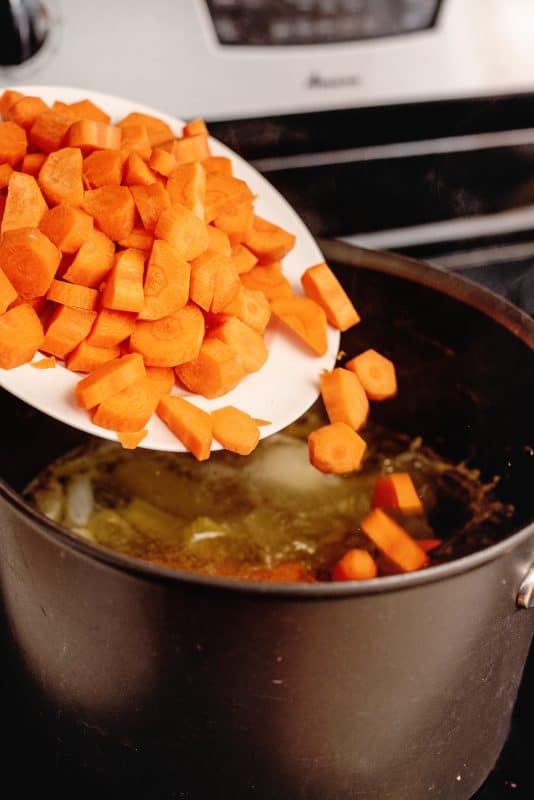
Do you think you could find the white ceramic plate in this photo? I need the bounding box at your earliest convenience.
[0,86,339,451]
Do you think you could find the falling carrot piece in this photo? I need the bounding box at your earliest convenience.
[21,152,46,177]
[139,239,191,321]
[245,215,296,263]
[86,308,136,348]
[360,508,428,573]
[175,338,245,399]
[157,395,212,461]
[190,251,241,313]
[6,96,48,131]
[211,406,260,455]
[41,305,97,359]
[47,279,99,310]
[38,147,84,206]
[222,286,271,333]
[75,352,146,410]
[240,262,292,300]
[213,201,254,245]
[0,303,44,369]
[31,356,56,369]
[0,121,27,166]
[207,225,232,256]
[122,151,156,186]
[119,124,151,159]
[155,202,209,260]
[82,185,136,241]
[332,549,378,581]
[1,172,48,235]
[30,109,73,153]
[39,204,93,253]
[118,112,174,148]
[68,120,121,153]
[66,340,120,372]
[167,162,206,218]
[345,349,397,401]
[62,228,115,287]
[320,368,369,431]
[271,295,327,356]
[301,261,360,332]
[83,149,126,188]
[118,430,148,449]
[130,182,171,233]
[372,473,424,515]
[231,243,258,274]
[101,248,145,313]
[130,303,205,367]
[0,268,18,313]
[210,316,268,373]
[308,422,366,474]
[0,227,61,299]
[149,147,177,177]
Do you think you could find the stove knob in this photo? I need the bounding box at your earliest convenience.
[0,0,49,66]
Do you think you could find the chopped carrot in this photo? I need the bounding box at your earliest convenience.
[320,368,369,431]
[83,149,126,188]
[21,152,46,177]
[38,147,84,206]
[0,227,60,299]
[122,151,156,186]
[332,549,378,581]
[207,225,232,256]
[418,539,443,553]
[92,368,172,432]
[119,124,151,159]
[101,248,145,312]
[245,215,296,263]
[167,162,206,218]
[308,422,366,474]
[41,305,97,358]
[211,317,268,373]
[183,118,208,137]
[1,172,48,235]
[47,279,99,310]
[0,90,24,119]
[372,473,424,515]
[6,96,48,131]
[214,201,254,245]
[149,147,177,177]
[301,261,360,332]
[240,262,292,300]
[118,227,154,250]
[0,195,5,226]
[253,418,271,427]
[55,99,110,124]
[118,112,174,148]
[39,204,93,253]
[145,365,175,395]
[130,182,170,233]
[155,202,209,260]
[360,508,428,573]
[271,295,327,356]
[130,303,205,367]
[172,134,210,165]
[175,338,245,399]
[345,349,397,401]
[202,155,232,176]
[0,268,18,313]
[231,243,258,274]
[204,174,254,222]
[68,120,121,153]
[30,110,73,153]
[75,352,146,409]
[62,228,115,287]
[118,430,148,449]
[31,356,56,369]
[190,251,241,313]
[139,239,190,321]
[0,121,27,166]
[211,406,260,455]
[0,163,13,188]
[0,303,44,369]
[82,185,136,241]
[66,340,120,372]
[86,308,136,347]
[157,395,212,461]
[222,286,271,333]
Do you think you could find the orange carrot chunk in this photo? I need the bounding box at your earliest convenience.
[118,226,154,251]
[301,261,360,332]
[240,262,292,300]
[83,149,126,188]
[0,227,61,299]
[204,174,254,222]
[68,120,121,153]
[0,121,27,166]
[41,305,97,359]
[31,356,56,369]
[75,352,146,410]
[39,204,93,253]
[0,90,24,119]
[172,134,210,165]
[0,303,44,369]
[66,341,120,373]
[231,243,258,274]
[167,162,206,218]
[86,308,136,348]
[6,95,48,130]
[21,152,46,177]
[38,147,84,206]
[190,251,241,313]
[222,286,271,333]
[418,539,443,554]
[202,155,232,176]
[119,124,152,160]
[210,316,268,373]
[58,99,110,124]
[270,296,327,356]
[175,338,244,399]
[345,349,397,401]
[360,508,428,573]
[213,201,254,245]
[155,202,209,260]
[183,118,208,137]
[92,369,172,432]
[0,268,18,313]
[30,110,73,153]
[101,248,145,313]
[157,395,212,460]
[0,163,13,188]
[47,279,99,310]
[130,303,205,367]
[372,473,424,515]
[118,112,174,148]
[245,215,296,263]
[122,151,156,186]
[62,229,115,287]
[118,430,148,449]
[1,172,48,235]
[207,225,231,256]
[308,422,366,474]
[320,368,369,431]
[82,185,135,242]
[130,182,171,233]
[139,239,191,321]
[332,549,378,581]
[211,406,260,455]
[149,147,177,178]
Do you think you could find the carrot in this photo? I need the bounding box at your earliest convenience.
[308,422,366,474]
[345,349,397,401]
[119,124,151,159]
[21,152,46,177]
[66,340,120,372]
[38,147,84,207]
[83,149,126,188]
[1,172,48,235]
[82,185,136,241]
[320,368,369,431]
[0,303,44,369]
[207,225,231,256]
[222,286,271,333]
[0,121,27,166]
[213,201,254,245]
[30,110,73,153]
[202,155,232,176]
[92,367,173,432]
[167,162,206,218]
[204,174,254,222]
[211,406,260,455]
[139,239,190,321]
[155,202,209,260]
[118,227,154,251]
[418,539,443,554]
[183,118,208,137]
[245,215,296,263]
[172,134,210,165]
[101,248,145,312]
[360,508,428,573]
[31,356,56,369]
[231,243,258,274]
[0,195,5,226]
[301,261,360,332]
[270,296,327,356]
[86,308,136,347]
[122,151,157,186]
[0,268,17,314]
[211,317,268,373]
[6,96,48,131]
[372,473,423,515]
[41,305,97,359]
[0,90,24,119]
[157,395,212,461]
[118,112,174,148]
[189,251,240,313]
[332,549,378,581]
[118,430,148,449]
[130,303,205,366]
[145,365,175,395]
[175,338,245,399]
[0,163,13,188]
[240,262,292,299]
[39,204,93,253]
[62,228,115,287]
[130,182,170,233]
[75,352,146,409]
[47,279,99,310]
[55,99,110,124]
[68,120,121,153]
[0,227,60,299]
[149,147,177,177]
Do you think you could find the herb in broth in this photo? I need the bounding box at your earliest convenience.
[25,407,513,581]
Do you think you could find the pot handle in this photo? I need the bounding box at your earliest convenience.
[517,564,534,609]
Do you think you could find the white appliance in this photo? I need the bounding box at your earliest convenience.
[1,0,534,121]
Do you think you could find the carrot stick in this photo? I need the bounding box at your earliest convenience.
[155,202,209,260]
[211,406,260,455]
[119,124,151,159]
[157,395,212,460]
[130,303,205,367]
[245,215,296,263]
[118,430,148,449]
[122,151,157,186]
[66,340,120,372]
[190,251,241,313]
[41,305,97,358]
[0,121,27,166]
[68,120,121,153]
[38,147,84,206]
[0,227,61,299]
[21,152,46,177]
[332,549,378,581]
[139,239,191,321]
[39,204,93,253]
[0,267,17,313]
[372,473,424,515]
[231,243,258,274]
[86,308,136,347]
[91,367,173,432]
[101,248,146,312]
[308,422,367,474]
[175,338,245,398]
[82,185,136,242]
[167,162,206,218]
[270,295,328,356]
[75,352,146,409]
[62,229,115,287]
[360,508,428,573]
[83,149,126,188]
[345,349,397,401]
[301,261,360,332]
[118,112,174,147]
[30,110,73,153]
[6,96,48,130]
[240,262,292,300]
[0,303,44,369]
[47,279,99,310]
[210,316,268,373]
[320,368,369,431]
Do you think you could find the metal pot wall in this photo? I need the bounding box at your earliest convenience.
[0,244,532,800]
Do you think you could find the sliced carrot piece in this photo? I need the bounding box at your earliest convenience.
[213,201,254,245]
[39,204,93,254]
[245,215,296,263]
[0,227,60,299]
[118,227,154,251]
[231,243,258,274]
[41,305,97,359]
[360,508,428,573]
[207,225,232,256]
[190,251,241,313]
[0,303,44,369]
[68,120,121,153]
[31,356,56,369]
[82,185,136,241]
[47,279,99,310]
[130,303,205,367]
[202,155,232,176]
[55,99,110,124]
[118,113,174,148]
[101,248,145,312]
[0,121,27,166]
[38,147,84,206]
[21,152,46,177]
[172,134,210,165]
[418,539,443,554]
[83,149,126,188]
[222,286,271,333]
[75,352,145,410]
[167,162,206,218]
[204,173,254,222]
[271,295,327,356]
[155,202,209,260]
[92,367,172,432]
[6,96,48,131]
[119,124,151,160]
[308,422,366,474]
[139,239,190,321]
[130,182,170,233]
[183,118,208,137]
[1,172,48,235]
[30,110,73,153]
[0,90,24,119]
[0,268,18,314]
[157,395,212,461]
[211,316,268,373]
[211,406,260,455]
[66,341,120,372]
[118,430,148,449]
[345,349,397,401]
[320,368,369,431]
[301,261,360,332]
[122,151,156,186]
[372,473,423,515]
[63,229,115,287]
[149,147,177,177]
[0,163,13,188]
[86,308,136,348]
[175,338,245,399]
[240,262,292,300]
[332,549,378,581]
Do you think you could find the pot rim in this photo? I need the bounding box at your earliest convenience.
[1,244,533,598]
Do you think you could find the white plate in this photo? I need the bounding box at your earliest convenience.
[0,86,339,451]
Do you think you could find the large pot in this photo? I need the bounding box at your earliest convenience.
[0,243,532,799]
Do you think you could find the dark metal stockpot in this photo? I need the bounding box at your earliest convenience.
[0,244,533,800]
